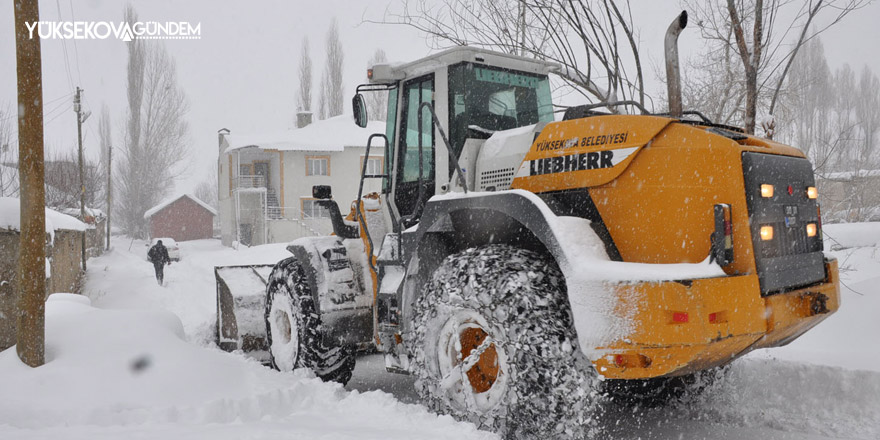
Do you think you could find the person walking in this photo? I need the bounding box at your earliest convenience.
[147,240,172,286]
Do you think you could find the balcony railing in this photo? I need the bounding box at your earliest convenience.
[234,174,266,189]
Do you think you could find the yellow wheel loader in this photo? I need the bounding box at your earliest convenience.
[256,11,838,437]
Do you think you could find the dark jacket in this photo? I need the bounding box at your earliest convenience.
[148,242,171,266]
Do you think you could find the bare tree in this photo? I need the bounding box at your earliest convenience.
[117,5,190,238]
[366,49,388,121]
[776,36,880,223]
[685,0,868,134]
[297,36,313,114]
[98,103,112,182]
[776,36,837,172]
[320,19,345,118]
[43,148,104,211]
[193,165,219,210]
[376,0,645,108]
[679,26,746,126]
[854,66,880,167]
[0,103,16,196]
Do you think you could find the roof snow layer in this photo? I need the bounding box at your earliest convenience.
[144,194,218,220]
[0,196,88,234]
[223,114,385,154]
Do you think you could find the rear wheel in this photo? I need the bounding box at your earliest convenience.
[265,257,355,384]
[409,245,596,439]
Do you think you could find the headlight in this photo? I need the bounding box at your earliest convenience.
[760,225,774,241]
[761,184,774,198]
[806,223,817,237]
[807,186,818,199]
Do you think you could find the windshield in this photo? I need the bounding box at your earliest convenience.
[448,62,553,172]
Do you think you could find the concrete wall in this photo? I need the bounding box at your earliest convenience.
[267,217,333,244]
[0,229,84,352]
[280,147,383,212]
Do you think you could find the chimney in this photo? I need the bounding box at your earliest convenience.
[218,128,230,153]
[296,111,313,128]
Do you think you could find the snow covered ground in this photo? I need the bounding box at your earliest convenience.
[1,224,879,439]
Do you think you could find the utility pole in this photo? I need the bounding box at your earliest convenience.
[15,0,46,367]
[106,144,111,251]
[74,87,87,271]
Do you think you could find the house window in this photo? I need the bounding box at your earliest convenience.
[301,198,330,219]
[306,156,330,176]
[362,156,383,175]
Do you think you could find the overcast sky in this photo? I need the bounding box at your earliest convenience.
[1,0,878,194]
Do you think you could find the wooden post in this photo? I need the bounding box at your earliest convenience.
[75,87,87,271]
[14,0,46,367]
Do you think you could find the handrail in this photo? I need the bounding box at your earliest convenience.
[400,101,469,229]
[355,133,392,273]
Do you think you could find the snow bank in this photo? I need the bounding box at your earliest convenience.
[683,358,880,439]
[84,238,293,347]
[823,222,880,250]
[0,293,496,440]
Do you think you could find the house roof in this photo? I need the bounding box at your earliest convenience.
[223,114,385,154]
[143,194,218,220]
[0,196,88,233]
[823,169,880,181]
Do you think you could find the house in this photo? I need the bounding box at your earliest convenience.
[144,194,217,241]
[217,115,385,247]
[59,207,106,257]
[818,169,880,222]
[0,197,88,351]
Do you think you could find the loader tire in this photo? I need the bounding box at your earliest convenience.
[265,257,355,384]
[409,245,596,439]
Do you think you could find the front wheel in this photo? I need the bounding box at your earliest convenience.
[409,245,596,439]
[265,257,355,384]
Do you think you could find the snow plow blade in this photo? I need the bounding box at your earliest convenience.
[215,264,275,362]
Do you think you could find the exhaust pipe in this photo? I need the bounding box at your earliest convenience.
[665,11,688,118]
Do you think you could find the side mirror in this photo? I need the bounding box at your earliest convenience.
[312,185,332,200]
[352,94,368,128]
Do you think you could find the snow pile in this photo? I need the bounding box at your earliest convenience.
[0,196,88,239]
[685,358,880,439]
[84,238,293,346]
[0,293,496,440]
[823,222,880,250]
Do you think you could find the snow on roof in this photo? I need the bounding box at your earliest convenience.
[143,194,218,220]
[223,114,385,154]
[59,206,106,219]
[0,196,88,234]
[822,169,880,181]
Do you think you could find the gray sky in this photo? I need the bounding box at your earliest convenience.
[1,0,878,194]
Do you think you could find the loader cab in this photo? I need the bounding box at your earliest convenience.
[355,47,557,229]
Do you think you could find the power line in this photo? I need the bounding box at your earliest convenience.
[68,0,83,85]
[44,102,72,127]
[44,91,75,107]
[55,0,74,90]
